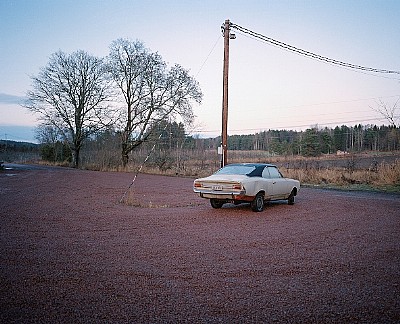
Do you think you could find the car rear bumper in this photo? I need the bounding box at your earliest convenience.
[194,190,253,202]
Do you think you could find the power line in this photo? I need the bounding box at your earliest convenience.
[234,29,400,81]
[197,94,400,120]
[230,117,394,133]
[230,23,400,76]
[195,34,222,77]
[238,94,400,114]
[192,116,395,135]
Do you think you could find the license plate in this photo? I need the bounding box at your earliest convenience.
[212,185,223,191]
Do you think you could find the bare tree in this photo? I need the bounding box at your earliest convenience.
[25,50,112,167]
[107,39,203,167]
[35,123,61,145]
[35,123,71,163]
[371,97,400,127]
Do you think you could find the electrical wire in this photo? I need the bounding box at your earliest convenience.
[229,116,394,133]
[232,95,400,114]
[230,23,400,76]
[195,34,222,77]
[191,23,399,136]
[193,94,400,133]
[192,115,396,135]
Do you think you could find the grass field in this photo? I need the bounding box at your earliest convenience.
[130,150,400,193]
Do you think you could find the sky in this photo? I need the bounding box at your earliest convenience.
[1,0,399,142]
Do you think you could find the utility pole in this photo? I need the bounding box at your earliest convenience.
[221,19,235,167]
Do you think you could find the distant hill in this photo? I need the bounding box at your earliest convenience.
[0,125,37,143]
[0,140,39,150]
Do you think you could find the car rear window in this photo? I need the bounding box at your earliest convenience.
[215,165,256,176]
[215,165,265,177]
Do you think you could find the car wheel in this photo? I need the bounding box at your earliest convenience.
[251,193,264,212]
[210,199,224,209]
[288,189,295,205]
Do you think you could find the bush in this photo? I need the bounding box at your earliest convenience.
[40,142,72,163]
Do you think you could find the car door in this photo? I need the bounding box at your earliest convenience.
[261,166,275,199]
[267,166,288,199]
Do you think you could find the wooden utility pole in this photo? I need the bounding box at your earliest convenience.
[221,19,235,167]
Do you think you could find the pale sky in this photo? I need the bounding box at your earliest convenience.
[1,0,399,142]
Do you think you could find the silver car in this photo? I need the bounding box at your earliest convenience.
[193,163,300,212]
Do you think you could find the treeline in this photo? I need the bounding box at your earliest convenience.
[76,122,399,174]
[195,124,400,156]
[2,123,399,168]
[0,140,40,163]
[36,123,400,167]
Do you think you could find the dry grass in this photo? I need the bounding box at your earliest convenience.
[64,149,400,193]
[283,160,400,191]
[375,160,400,185]
[123,154,400,193]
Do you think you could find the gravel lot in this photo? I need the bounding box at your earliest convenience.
[1,164,399,323]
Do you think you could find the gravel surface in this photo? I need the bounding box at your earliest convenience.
[1,164,399,323]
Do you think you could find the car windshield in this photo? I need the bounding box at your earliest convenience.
[215,165,256,176]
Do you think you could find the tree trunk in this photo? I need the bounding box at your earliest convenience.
[122,152,129,167]
[121,142,129,167]
[73,148,80,168]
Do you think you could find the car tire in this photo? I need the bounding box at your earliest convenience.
[288,189,296,205]
[210,199,224,209]
[251,193,264,212]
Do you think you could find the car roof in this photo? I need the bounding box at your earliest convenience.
[225,163,276,168]
[221,163,277,177]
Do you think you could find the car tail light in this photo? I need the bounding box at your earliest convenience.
[232,184,242,190]
[194,182,202,188]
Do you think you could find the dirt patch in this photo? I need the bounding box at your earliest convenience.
[1,165,399,323]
